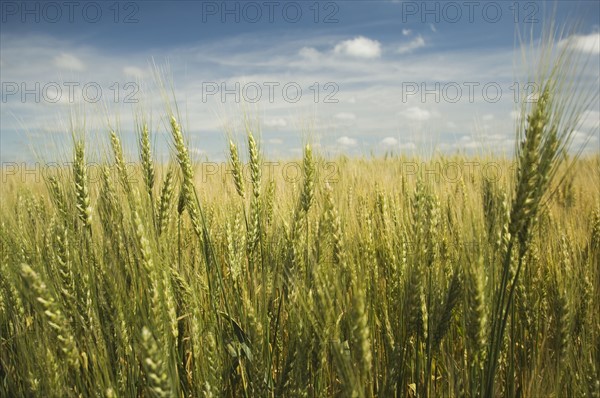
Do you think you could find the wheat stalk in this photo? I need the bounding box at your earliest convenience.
[229,140,245,199]
[156,167,175,236]
[139,123,155,199]
[73,140,92,229]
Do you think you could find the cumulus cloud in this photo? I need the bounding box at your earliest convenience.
[381,137,398,146]
[571,130,598,150]
[334,36,382,59]
[402,29,412,36]
[123,66,149,78]
[379,137,416,150]
[457,136,480,149]
[335,112,356,120]
[53,53,85,71]
[299,46,320,59]
[398,35,426,54]
[337,136,357,147]
[264,118,287,128]
[401,106,433,121]
[580,110,600,130]
[189,147,206,156]
[559,32,600,54]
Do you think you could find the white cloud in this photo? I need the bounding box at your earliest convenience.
[482,114,494,121]
[53,53,85,71]
[402,29,412,36]
[398,35,426,54]
[486,134,506,141]
[337,136,357,147]
[380,137,415,150]
[264,118,288,128]
[299,46,320,59]
[335,112,356,120]
[429,24,437,33]
[457,136,480,149]
[580,109,600,130]
[559,32,600,54]
[123,66,149,78]
[268,138,283,145]
[334,36,382,59]
[381,137,398,146]
[571,130,598,154]
[189,147,206,156]
[401,106,433,121]
[399,142,416,150]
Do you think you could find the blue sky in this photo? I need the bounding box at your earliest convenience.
[1,0,599,163]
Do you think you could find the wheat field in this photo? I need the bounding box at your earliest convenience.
[1,33,600,398]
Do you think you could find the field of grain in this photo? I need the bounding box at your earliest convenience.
[1,31,599,398]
